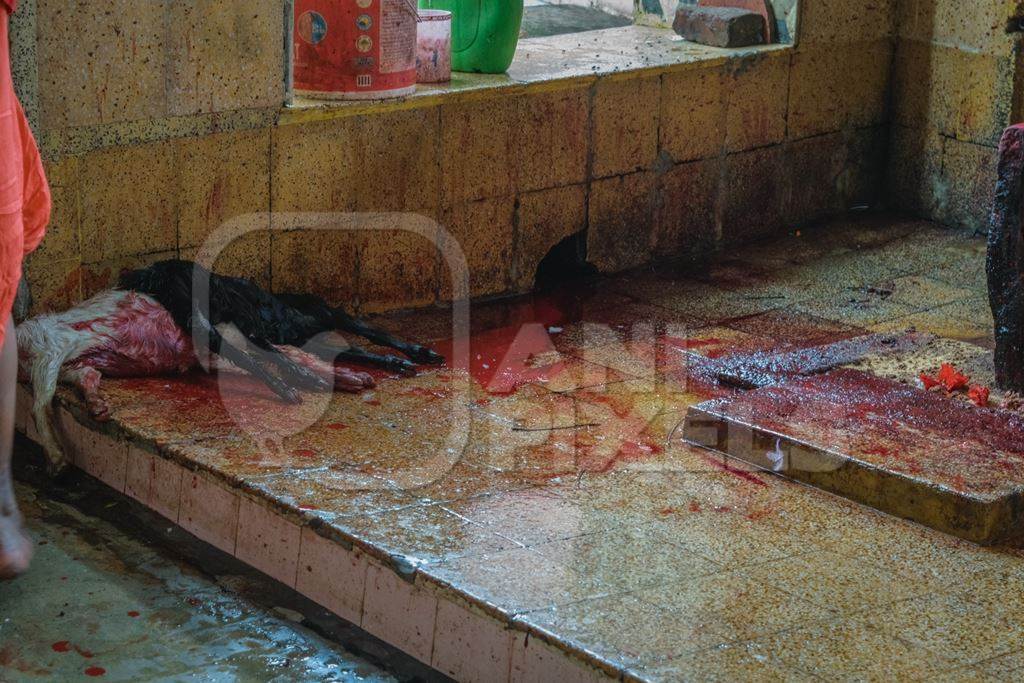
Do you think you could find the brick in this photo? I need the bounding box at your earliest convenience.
[272,118,359,215]
[660,64,727,163]
[788,40,892,140]
[673,6,765,48]
[513,185,587,293]
[271,229,360,307]
[180,230,271,289]
[588,172,655,273]
[358,215,440,313]
[892,40,1013,147]
[440,96,517,204]
[440,196,515,300]
[177,130,271,249]
[22,257,80,316]
[349,108,441,213]
[725,52,789,153]
[38,0,166,129]
[698,0,776,43]
[514,87,589,193]
[786,133,849,225]
[79,141,178,264]
[722,145,788,243]
[898,0,1013,56]
[940,138,999,233]
[654,158,720,259]
[592,74,660,178]
[801,0,895,45]
[166,0,285,117]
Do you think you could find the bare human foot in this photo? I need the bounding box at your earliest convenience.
[0,506,31,579]
[0,316,29,579]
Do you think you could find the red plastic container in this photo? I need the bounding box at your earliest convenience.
[293,0,418,100]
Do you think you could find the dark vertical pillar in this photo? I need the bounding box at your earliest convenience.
[988,124,1024,391]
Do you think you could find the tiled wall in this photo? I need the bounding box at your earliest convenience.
[888,0,1021,232]
[16,0,896,316]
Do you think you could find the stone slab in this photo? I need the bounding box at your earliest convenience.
[684,368,1024,546]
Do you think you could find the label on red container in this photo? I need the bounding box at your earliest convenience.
[293,0,417,96]
[380,0,416,74]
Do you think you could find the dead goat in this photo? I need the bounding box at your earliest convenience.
[17,259,444,474]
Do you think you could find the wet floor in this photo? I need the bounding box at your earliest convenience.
[0,477,416,682]
[17,214,1024,681]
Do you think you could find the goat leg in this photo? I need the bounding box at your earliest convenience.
[62,366,111,421]
[273,344,374,392]
[195,312,302,404]
[244,336,331,392]
[25,347,70,476]
[330,310,445,366]
[303,338,417,377]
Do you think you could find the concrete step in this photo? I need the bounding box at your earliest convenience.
[15,379,616,683]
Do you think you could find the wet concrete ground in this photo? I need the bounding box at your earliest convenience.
[0,464,442,682]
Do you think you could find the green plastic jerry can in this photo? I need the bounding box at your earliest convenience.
[418,0,524,74]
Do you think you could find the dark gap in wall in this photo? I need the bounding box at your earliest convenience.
[534,230,597,290]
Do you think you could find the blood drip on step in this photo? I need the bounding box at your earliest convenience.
[701,452,768,487]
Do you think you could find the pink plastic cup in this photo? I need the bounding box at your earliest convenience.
[416,10,452,84]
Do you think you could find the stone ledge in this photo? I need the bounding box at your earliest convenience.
[283,25,788,125]
[40,25,789,159]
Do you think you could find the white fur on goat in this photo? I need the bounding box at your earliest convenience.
[16,287,375,474]
[16,289,197,472]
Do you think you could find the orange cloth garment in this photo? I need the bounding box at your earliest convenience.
[0,0,50,345]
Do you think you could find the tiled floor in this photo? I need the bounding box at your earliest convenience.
[19,214,1024,681]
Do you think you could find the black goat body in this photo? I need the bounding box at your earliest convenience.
[118,260,444,402]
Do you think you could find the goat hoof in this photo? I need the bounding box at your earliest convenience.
[88,399,112,422]
[409,347,445,366]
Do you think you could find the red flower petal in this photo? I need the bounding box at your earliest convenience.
[968,385,990,407]
[936,363,970,392]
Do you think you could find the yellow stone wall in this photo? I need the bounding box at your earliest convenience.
[18,0,899,315]
[888,0,1022,231]
[35,0,285,129]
